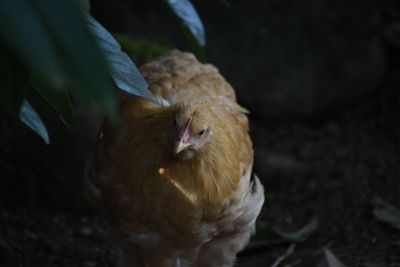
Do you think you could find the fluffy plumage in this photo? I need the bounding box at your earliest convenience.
[86,50,264,267]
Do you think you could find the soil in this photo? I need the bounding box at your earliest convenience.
[1,74,400,267]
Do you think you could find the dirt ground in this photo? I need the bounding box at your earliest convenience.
[1,74,400,266]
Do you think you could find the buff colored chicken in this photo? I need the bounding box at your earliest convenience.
[86,50,264,267]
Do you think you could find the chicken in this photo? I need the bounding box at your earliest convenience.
[85,50,264,267]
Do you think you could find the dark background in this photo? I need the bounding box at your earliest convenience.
[1,0,400,266]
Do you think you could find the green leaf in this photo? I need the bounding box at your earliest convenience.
[0,0,66,88]
[0,42,29,112]
[372,196,400,230]
[166,0,206,46]
[19,100,50,144]
[166,0,207,61]
[0,0,117,117]
[33,83,73,125]
[181,24,207,62]
[33,0,116,116]
[85,16,153,99]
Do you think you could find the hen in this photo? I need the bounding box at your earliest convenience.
[86,50,264,267]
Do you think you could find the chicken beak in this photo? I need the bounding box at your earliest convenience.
[174,117,192,155]
[174,139,191,154]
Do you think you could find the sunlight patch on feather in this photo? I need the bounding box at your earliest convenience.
[158,167,166,175]
[158,166,198,205]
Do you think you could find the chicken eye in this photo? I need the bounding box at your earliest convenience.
[198,129,206,136]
